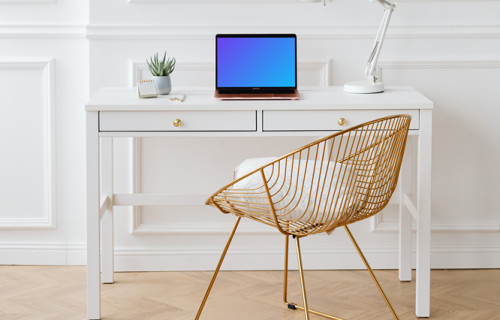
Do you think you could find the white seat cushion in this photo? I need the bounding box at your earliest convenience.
[231,157,362,228]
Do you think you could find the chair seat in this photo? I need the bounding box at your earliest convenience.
[210,156,364,235]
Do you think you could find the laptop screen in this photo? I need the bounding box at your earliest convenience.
[216,34,296,90]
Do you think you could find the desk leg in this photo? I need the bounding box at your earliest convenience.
[86,112,101,320]
[416,110,432,318]
[101,137,114,284]
[398,149,412,282]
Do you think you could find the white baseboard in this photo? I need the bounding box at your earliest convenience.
[112,247,387,271]
[431,245,500,269]
[1,242,498,270]
[0,243,86,266]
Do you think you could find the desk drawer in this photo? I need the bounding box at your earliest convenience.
[99,111,257,132]
[263,110,419,131]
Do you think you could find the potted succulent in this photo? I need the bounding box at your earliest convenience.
[146,52,176,95]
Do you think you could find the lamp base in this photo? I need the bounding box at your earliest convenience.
[344,80,384,94]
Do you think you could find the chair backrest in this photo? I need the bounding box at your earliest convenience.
[265,114,411,235]
[208,115,412,237]
[335,115,411,226]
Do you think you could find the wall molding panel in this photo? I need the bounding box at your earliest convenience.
[129,0,307,3]
[3,23,499,41]
[0,25,86,39]
[369,58,500,234]
[0,242,85,265]
[0,241,498,269]
[0,0,56,3]
[86,24,500,40]
[129,59,331,87]
[127,138,278,235]
[418,0,500,1]
[129,0,500,4]
[300,60,331,86]
[371,56,500,233]
[378,59,500,75]
[129,60,214,87]
[371,213,500,233]
[0,59,56,229]
[132,221,277,235]
[112,244,500,271]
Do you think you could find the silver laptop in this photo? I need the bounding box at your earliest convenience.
[214,34,300,100]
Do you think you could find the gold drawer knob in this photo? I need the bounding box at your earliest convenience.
[337,117,347,126]
[173,119,182,127]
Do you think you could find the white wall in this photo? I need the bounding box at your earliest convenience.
[1,0,499,270]
[0,0,88,264]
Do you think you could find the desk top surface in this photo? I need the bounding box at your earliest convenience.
[86,86,433,112]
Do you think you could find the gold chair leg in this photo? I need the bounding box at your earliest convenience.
[195,217,241,320]
[283,234,290,305]
[295,236,311,320]
[283,235,345,320]
[344,225,399,320]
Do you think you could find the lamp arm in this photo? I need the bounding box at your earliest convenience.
[365,0,395,83]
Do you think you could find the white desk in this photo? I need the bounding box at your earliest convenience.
[85,86,433,319]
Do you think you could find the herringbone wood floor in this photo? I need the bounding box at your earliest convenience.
[0,267,498,320]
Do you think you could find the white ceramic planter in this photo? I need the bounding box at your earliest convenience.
[152,75,172,95]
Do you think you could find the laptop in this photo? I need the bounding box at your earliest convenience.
[215,34,300,100]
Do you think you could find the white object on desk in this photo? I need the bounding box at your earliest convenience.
[168,93,185,102]
[86,86,433,319]
[137,80,158,98]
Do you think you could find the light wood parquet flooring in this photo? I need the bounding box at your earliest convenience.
[0,266,499,320]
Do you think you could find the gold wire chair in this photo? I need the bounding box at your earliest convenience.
[196,114,412,320]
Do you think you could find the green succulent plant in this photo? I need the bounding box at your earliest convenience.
[146,52,176,76]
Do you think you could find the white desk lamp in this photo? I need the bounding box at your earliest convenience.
[344,0,396,94]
